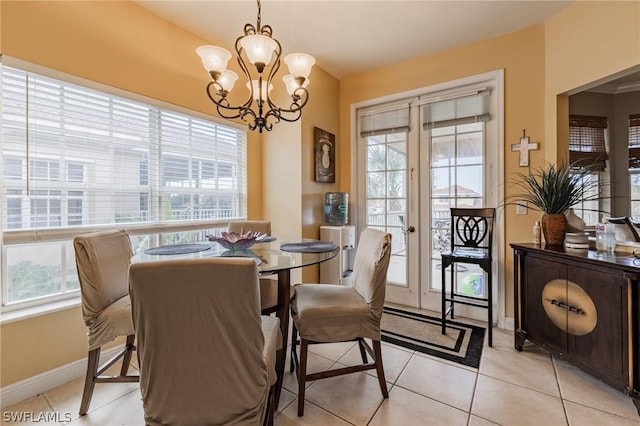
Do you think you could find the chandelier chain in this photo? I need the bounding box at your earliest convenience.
[257,0,261,29]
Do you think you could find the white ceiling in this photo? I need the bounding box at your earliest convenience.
[135,0,572,79]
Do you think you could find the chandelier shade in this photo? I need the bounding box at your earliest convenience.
[239,35,278,69]
[284,53,315,79]
[282,74,309,96]
[196,0,315,133]
[217,70,239,93]
[195,46,232,79]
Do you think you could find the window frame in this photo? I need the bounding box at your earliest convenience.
[1,57,248,313]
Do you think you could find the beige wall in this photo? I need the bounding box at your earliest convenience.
[545,1,640,161]
[0,0,271,387]
[300,67,340,282]
[337,0,640,320]
[339,25,547,318]
[3,0,640,389]
[569,90,640,216]
[261,64,340,283]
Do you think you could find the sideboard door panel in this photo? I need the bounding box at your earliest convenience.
[522,254,566,353]
[567,265,627,382]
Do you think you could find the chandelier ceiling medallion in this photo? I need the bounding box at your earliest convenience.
[196,0,315,133]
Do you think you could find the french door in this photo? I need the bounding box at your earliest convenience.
[355,71,503,317]
[357,105,420,306]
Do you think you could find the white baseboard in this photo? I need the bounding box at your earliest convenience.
[0,347,124,409]
[502,316,514,331]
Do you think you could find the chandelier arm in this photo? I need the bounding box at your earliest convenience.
[261,108,281,132]
[264,107,282,122]
[276,88,310,122]
[239,107,258,130]
[277,109,302,123]
[234,37,259,108]
[244,23,257,36]
[264,38,282,110]
[205,81,252,120]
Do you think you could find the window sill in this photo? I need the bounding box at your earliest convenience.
[0,297,81,325]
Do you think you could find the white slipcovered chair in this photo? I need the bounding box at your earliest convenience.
[73,229,138,416]
[289,228,392,416]
[129,257,282,425]
[228,220,280,314]
[228,220,272,236]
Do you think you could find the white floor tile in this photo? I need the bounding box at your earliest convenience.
[555,362,640,421]
[479,344,558,396]
[9,319,640,426]
[337,341,412,383]
[472,375,567,426]
[369,385,468,426]
[396,354,477,411]
[303,371,387,425]
[564,400,640,426]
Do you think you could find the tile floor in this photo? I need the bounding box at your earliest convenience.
[4,316,640,425]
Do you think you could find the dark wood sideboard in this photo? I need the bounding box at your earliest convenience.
[511,243,640,411]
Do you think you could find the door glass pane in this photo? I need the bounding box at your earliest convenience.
[386,171,405,197]
[430,123,485,294]
[366,172,385,198]
[365,131,408,287]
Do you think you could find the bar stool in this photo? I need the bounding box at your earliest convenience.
[441,207,495,346]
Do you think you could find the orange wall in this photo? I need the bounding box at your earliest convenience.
[544,1,640,162]
[0,0,271,387]
[2,0,639,388]
[339,25,547,317]
[261,63,340,283]
[0,0,264,217]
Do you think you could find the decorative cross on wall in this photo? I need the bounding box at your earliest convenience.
[510,129,539,167]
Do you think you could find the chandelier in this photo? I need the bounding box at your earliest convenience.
[196,0,315,133]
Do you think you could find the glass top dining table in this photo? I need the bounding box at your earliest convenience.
[131,236,339,407]
[132,236,339,274]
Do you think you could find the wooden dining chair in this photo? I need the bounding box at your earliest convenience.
[73,230,139,416]
[289,228,392,416]
[129,257,281,425]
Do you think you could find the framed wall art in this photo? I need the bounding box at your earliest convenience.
[314,127,335,183]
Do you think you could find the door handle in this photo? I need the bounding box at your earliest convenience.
[403,226,415,234]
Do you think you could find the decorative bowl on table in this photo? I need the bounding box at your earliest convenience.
[207,231,268,250]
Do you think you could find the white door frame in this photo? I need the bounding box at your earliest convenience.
[350,69,506,329]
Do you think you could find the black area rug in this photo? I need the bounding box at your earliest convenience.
[381,306,485,368]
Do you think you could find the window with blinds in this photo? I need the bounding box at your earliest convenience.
[1,65,247,232]
[1,64,247,307]
[629,114,640,169]
[569,115,608,171]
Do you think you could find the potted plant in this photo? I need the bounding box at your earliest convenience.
[507,161,601,245]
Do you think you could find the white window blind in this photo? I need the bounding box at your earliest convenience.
[422,91,490,129]
[1,65,247,233]
[1,64,247,307]
[629,114,640,169]
[359,105,410,137]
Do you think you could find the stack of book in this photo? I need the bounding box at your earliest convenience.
[564,232,590,249]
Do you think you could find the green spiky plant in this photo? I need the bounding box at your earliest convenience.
[508,161,602,214]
